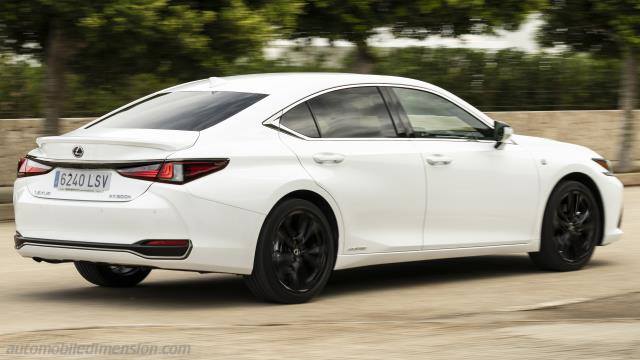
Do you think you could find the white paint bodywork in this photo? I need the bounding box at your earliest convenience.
[13,73,624,275]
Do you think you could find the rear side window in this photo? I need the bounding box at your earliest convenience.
[88,91,268,131]
[307,87,397,138]
[280,102,320,138]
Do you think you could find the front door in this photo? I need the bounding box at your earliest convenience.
[389,86,540,249]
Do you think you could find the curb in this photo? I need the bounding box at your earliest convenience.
[0,187,11,204]
[0,204,13,222]
[616,173,640,187]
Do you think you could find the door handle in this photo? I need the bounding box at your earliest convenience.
[313,152,345,164]
[425,154,452,166]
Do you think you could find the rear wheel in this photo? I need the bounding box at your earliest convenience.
[244,198,336,303]
[529,180,602,271]
[74,261,151,287]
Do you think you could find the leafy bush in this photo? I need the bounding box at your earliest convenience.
[0,47,627,117]
[372,47,621,111]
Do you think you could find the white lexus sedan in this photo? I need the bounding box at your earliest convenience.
[13,73,623,303]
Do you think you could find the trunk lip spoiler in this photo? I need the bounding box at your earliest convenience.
[25,155,166,169]
[36,135,191,151]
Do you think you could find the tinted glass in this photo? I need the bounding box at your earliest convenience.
[89,91,268,131]
[280,102,320,138]
[393,88,493,139]
[308,87,397,138]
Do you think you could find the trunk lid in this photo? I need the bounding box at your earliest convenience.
[26,128,199,202]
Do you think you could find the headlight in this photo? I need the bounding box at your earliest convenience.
[592,158,613,174]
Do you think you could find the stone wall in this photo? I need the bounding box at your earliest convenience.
[0,111,637,186]
[1,118,91,186]
[486,110,632,165]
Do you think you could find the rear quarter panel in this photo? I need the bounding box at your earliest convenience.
[168,122,346,255]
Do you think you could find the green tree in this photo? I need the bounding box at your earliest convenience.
[294,0,541,73]
[0,0,301,135]
[0,0,213,134]
[293,0,388,73]
[539,0,640,171]
[0,55,43,118]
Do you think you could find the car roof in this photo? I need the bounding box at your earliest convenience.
[165,72,430,96]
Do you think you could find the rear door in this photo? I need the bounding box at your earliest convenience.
[388,87,540,249]
[278,86,426,254]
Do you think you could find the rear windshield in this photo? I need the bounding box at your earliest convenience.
[87,91,268,131]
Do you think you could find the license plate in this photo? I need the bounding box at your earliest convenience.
[54,169,112,192]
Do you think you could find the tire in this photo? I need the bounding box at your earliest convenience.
[529,180,602,271]
[74,261,151,287]
[244,198,336,303]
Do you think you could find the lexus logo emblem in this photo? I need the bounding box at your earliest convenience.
[72,146,84,158]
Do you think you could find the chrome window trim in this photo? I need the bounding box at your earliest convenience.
[262,83,502,143]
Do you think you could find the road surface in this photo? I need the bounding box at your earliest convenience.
[1,187,639,359]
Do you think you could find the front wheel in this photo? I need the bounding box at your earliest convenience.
[74,261,151,287]
[244,198,336,303]
[529,180,602,271]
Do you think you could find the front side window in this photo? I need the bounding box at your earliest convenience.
[89,91,268,131]
[392,88,493,139]
[307,87,397,138]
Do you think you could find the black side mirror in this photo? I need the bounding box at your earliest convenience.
[494,121,513,150]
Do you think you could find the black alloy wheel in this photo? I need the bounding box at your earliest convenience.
[244,198,335,303]
[530,180,602,271]
[272,209,329,293]
[553,188,598,262]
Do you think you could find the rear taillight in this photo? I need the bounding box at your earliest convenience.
[116,163,163,181]
[116,159,228,184]
[17,157,53,178]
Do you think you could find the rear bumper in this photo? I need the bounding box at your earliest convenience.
[13,180,265,274]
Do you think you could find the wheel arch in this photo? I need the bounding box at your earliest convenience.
[271,190,341,253]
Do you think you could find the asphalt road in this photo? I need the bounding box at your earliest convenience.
[1,187,639,359]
